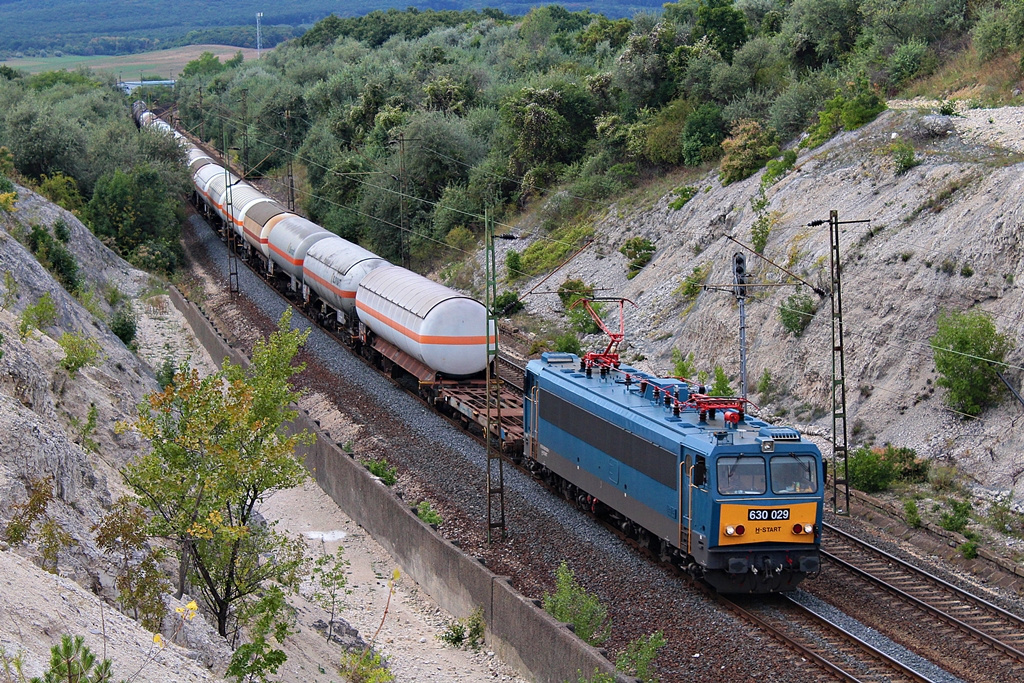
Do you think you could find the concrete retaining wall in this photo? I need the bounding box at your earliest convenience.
[168,286,623,683]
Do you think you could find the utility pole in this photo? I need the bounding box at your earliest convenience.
[484,208,506,543]
[197,86,204,142]
[732,252,748,399]
[397,132,409,269]
[285,109,295,212]
[240,88,249,176]
[828,210,849,515]
[256,12,263,59]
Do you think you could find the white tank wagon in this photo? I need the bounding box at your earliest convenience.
[223,184,271,239]
[303,237,390,317]
[241,200,289,258]
[193,162,224,212]
[205,169,247,225]
[266,214,334,286]
[355,266,494,378]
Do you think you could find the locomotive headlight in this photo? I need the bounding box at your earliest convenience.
[725,525,736,536]
[804,524,814,535]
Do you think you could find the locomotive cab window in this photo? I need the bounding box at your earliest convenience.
[770,454,818,494]
[717,456,766,495]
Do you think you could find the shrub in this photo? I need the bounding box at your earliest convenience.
[904,500,922,528]
[680,103,725,167]
[519,222,594,276]
[110,304,137,346]
[672,349,696,378]
[931,310,1011,416]
[494,291,524,316]
[339,650,393,683]
[416,500,443,526]
[762,149,797,187]
[778,293,816,336]
[19,292,57,340]
[619,237,656,279]
[363,457,398,486]
[506,249,522,280]
[38,173,84,213]
[988,494,1018,535]
[719,119,779,185]
[939,499,972,534]
[445,225,476,253]
[929,465,959,493]
[156,357,179,389]
[847,446,898,493]
[959,539,979,559]
[47,242,80,293]
[57,332,101,375]
[542,561,610,646]
[803,88,886,149]
[558,279,595,307]
[2,270,18,309]
[615,631,666,683]
[668,185,697,210]
[675,263,711,303]
[710,365,733,396]
[890,140,920,176]
[438,608,485,649]
[554,332,582,355]
[53,218,71,243]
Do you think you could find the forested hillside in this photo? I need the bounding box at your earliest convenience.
[171,1,1023,271]
[0,1,660,56]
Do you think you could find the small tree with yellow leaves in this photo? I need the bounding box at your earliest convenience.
[122,310,312,651]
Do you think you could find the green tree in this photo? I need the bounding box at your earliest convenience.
[85,165,181,272]
[30,634,116,683]
[931,310,1011,416]
[122,311,312,640]
[710,365,734,395]
[93,497,169,631]
[695,0,749,62]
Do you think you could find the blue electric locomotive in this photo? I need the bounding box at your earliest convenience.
[523,352,823,593]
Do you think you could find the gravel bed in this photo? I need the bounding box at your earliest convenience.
[787,590,965,683]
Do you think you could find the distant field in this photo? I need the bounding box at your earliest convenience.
[0,45,260,79]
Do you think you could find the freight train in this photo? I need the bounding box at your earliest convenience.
[133,101,824,593]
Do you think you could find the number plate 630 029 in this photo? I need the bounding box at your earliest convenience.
[748,508,790,521]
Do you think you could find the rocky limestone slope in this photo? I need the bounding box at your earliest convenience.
[501,102,1024,502]
[0,188,227,679]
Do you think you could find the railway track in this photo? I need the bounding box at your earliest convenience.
[722,592,937,682]
[818,522,1024,680]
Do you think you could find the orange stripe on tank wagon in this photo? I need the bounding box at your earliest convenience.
[269,242,303,266]
[303,269,357,298]
[356,300,494,345]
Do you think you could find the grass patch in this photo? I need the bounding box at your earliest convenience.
[519,221,595,277]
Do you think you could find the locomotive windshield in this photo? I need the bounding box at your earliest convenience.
[716,456,766,495]
[770,454,818,494]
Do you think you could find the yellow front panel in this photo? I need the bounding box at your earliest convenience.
[718,502,818,546]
